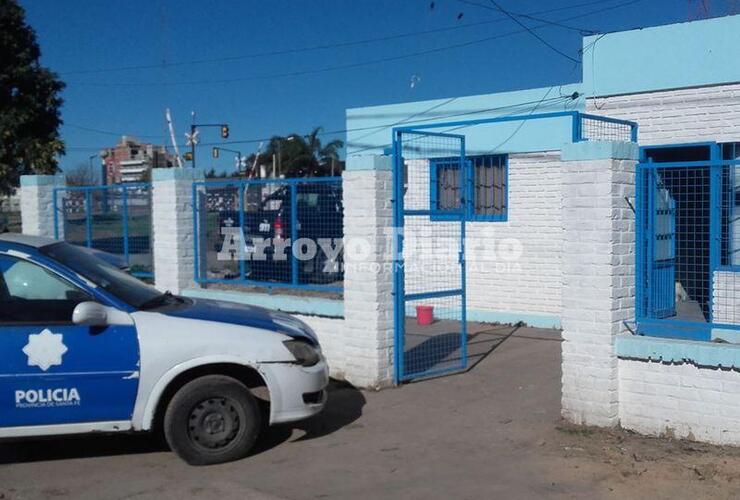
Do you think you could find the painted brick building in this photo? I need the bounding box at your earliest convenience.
[101,136,173,184]
[340,15,740,443]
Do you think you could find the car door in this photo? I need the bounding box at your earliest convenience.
[0,254,140,428]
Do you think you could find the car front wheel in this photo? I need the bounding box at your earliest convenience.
[164,375,261,465]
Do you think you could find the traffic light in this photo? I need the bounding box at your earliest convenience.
[221,124,229,139]
[212,147,220,159]
[183,151,193,161]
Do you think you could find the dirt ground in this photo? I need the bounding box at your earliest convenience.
[2,325,740,500]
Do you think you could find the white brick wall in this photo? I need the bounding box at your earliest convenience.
[560,156,636,426]
[341,166,395,388]
[20,175,65,239]
[586,82,740,146]
[152,170,202,294]
[619,359,740,445]
[402,152,564,324]
[467,152,563,320]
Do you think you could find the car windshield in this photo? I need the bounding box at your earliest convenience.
[39,242,164,309]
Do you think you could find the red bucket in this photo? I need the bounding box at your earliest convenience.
[416,305,434,326]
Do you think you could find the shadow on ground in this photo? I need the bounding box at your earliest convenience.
[0,379,365,465]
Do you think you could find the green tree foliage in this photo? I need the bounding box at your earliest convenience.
[256,127,343,178]
[0,0,65,195]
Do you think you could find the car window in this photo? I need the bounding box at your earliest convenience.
[0,254,91,323]
[40,242,162,309]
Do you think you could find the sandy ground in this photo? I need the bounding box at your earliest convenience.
[1,324,740,500]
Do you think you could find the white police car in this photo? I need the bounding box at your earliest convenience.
[0,234,328,465]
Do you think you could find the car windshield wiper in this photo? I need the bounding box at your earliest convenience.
[139,291,180,310]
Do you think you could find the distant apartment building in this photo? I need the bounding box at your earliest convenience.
[100,136,173,184]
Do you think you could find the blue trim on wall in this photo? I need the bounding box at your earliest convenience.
[616,334,740,368]
[347,84,585,156]
[583,16,740,98]
[181,288,344,318]
[561,141,640,161]
[152,168,205,181]
[345,155,392,171]
[20,174,65,187]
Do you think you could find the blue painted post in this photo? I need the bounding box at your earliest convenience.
[709,144,722,323]
[192,182,200,283]
[392,131,405,385]
[290,183,298,286]
[85,189,93,248]
[572,112,582,142]
[122,187,130,265]
[53,188,60,240]
[238,183,246,281]
[635,164,644,323]
[459,136,468,371]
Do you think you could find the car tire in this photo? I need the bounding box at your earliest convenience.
[163,375,261,466]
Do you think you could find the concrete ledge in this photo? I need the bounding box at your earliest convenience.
[152,168,205,181]
[616,334,740,368]
[560,141,639,161]
[182,288,344,318]
[345,154,392,171]
[20,174,65,187]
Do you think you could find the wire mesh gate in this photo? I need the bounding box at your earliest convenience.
[636,143,740,340]
[53,184,153,278]
[393,129,467,382]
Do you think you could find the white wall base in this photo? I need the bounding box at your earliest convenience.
[619,358,740,446]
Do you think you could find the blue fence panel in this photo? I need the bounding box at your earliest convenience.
[636,143,740,341]
[0,197,21,233]
[54,184,153,278]
[193,177,343,293]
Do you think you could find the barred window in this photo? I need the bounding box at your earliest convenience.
[431,154,508,221]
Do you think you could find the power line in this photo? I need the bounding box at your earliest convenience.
[66,0,645,88]
[61,0,619,76]
[349,97,460,144]
[65,123,166,139]
[457,0,595,34]
[485,0,581,63]
[345,93,576,155]
[64,94,574,152]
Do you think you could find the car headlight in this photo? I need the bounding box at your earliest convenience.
[283,340,320,367]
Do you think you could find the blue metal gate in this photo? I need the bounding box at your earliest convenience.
[635,145,733,340]
[641,168,677,319]
[393,129,467,382]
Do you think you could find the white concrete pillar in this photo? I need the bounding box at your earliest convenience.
[20,174,65,239]
[560,141,638,426]
[152,168,204,294]
[342,155,395,389]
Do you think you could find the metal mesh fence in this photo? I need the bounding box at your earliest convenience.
[193,177,343,292]
[580,114,635,142]
[55,184,153,278]
[0,197,21,233]
[637,143,740,341]
[395,130,467,380]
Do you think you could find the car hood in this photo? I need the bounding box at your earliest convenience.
[161,298,318,345]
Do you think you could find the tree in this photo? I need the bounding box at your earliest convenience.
[0,0,65,195]
[65,163,97,186]
[257,127,343,177]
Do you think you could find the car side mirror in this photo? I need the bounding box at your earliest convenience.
[72,302,133,327]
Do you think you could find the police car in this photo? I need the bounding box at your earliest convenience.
[0,234,328,465]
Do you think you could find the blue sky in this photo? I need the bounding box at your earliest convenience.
[20,0,732,174]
